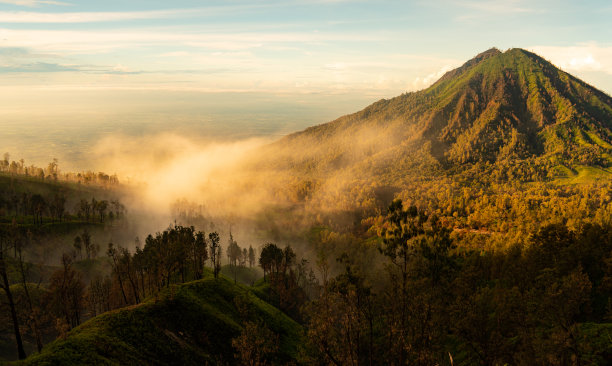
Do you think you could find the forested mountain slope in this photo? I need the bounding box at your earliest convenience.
[260,48,612,183]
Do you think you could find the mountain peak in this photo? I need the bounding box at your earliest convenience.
[419,47,612,164]
[436,47,501,84]
[472,47,502,61]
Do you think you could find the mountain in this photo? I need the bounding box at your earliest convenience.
[263,48,612,184]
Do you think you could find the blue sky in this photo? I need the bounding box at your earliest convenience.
[1,0,611,168]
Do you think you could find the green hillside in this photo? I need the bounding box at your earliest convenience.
[14,273,302,366]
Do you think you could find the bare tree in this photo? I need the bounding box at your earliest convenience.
[15,230,43,352]
[0,229,26,359]
[46,254,86,329]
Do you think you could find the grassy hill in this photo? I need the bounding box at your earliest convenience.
[14,273,302,366]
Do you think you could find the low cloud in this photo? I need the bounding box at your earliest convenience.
[90,133,273,216]
[530,43,612,75]
[412,65,454,90]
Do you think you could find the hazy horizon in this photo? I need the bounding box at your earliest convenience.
[1,90,377,172]
[1,0,611,173]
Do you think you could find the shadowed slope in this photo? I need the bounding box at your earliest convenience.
[16,274,302,366]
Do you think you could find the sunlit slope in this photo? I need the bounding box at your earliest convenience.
[16,274,302,366]
[261,48,612,182]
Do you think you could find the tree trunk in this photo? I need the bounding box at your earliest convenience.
[1,259,26,359]
[18,257,43,352]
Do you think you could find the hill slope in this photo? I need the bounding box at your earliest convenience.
[15,275,302,365]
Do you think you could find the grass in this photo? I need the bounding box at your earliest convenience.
[14,272,303,366]
[555,165,612,185]
[550,164,575,179]
[585,131,612,149]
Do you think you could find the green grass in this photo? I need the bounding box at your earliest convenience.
[574,128,593,147]
[14,272,303,366]
[585,131,612,149]
[554,165,612,185]
[550,164,575,179]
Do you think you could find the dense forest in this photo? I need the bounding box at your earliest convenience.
[2,48,612,365]
[3,193,612,364]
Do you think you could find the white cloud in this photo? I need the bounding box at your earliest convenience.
[530,43,612,75]
[458,0,534,13]
[0,3,302,23]
[0,28,381,54]
[0,0,69,7]
[452,0,538,21]
[412,64,454,90]
[0,9,196,23]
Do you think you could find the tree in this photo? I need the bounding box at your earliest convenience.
[78,199,91,221]
[259,243,283,281]
[258,243,306,318]
[15,229,43,352]
[46,254,86,329]
[30,194,46,226]
[81,230,93,260]
[119,247,141,303]
[232,321,279,366]
[49,194,66,223]
[304,260,375,366]
[248,246,256,268]
[2,152,9,172]
[73,236,82,260]
[110,200,125,220]
[96,200,108,223]
[377,200,455,365]
[46,158,58,180]
[191,231,207,280]
[226,232,243,283]
[227,232,242,267]
[281,246,296,277]
[88,275,112,317]
[107,243,129,305]
[209,232,221,279]
[377,200,426,365]
[0,228,26,359]
[242,248,248,267]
